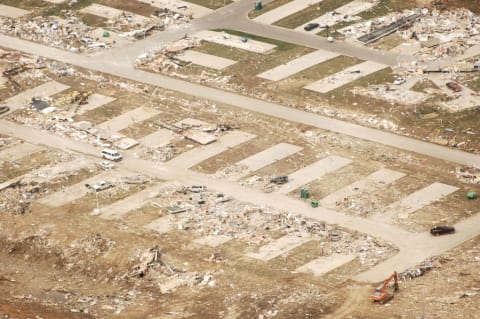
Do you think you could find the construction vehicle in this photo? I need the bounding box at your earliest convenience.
[370,271,399,303]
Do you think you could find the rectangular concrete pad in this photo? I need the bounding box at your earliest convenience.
[294,254,355,276]
[36,171,122,207]
[42,0,66,3]
[4,81,70,111]
[0,4,30,18]
[246,235,310,261]
[320,168,406,208]
[278,155,352,194]
[296,0,376,31]
[141,129,174,147]
[100,183,178,219]
[98,106,160,133]
[138,0,212,19]
[78,93,116,114]
[168,131,255,169]
[254,0,323,24]
[305,61,387,93]
[194,30,276,54]
[80,4,149,23]
[0,143,43,162]
[235,143,302,178]
[176,50,237,70]
[193,235,233,247]
[145,216,172,234]
[380,182,459,220]
[258,49,339,81]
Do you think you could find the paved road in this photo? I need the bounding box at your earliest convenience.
[1,34,479,169]
[96,0,403,66]
[1,118,479,282]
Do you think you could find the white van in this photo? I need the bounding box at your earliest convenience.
[101,148,122,161]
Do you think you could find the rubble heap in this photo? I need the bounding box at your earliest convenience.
[0,13,102,53]
[0,180,46,214]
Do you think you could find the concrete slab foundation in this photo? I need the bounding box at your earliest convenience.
[168,131,255,169]
[246,235,310,261]
[78,93,116,114]
[176,50,237,70]
[257,49,339,81]
[378,182,459,221]
[194,31,276,54]
[320,168,406,208]
[145,215,173,234]
[0,142,44,162]
[235,143,302,178]
[138,0,212,18]
[97,106,160,133]
[278,155,352,194]
[294,254,356,276]
[3,81,70,111]
[304,61,387,93]
[254,0,323,24]
[193,235,233,247]
[0,4,30,18]
[141,129,174,147]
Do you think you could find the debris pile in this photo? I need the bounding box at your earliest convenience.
[66,233,116,257]
[454,167,480,184]
[351,84,429,105]
[0,180,46,214]
[128,246,172,278]
[135,37,201,72]
[0,13,110,53]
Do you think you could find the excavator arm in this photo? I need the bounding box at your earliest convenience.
[370,271,399,303]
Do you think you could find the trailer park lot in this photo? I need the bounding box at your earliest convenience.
[0,0,480,318]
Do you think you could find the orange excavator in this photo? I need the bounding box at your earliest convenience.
[370,271,399,303]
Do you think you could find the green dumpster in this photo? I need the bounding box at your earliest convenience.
[103,31,110,37]
[467,191,477,200]
[255,1,263,10]
[300,188,310,199]
[311,200,318,208]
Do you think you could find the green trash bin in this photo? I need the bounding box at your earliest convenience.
[255,1,263,10]
[103,31,110,37]
[467,191,477,200]
[300,188,310,199]
[311,200,318,208]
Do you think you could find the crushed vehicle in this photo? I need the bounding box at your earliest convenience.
[86,181,114,192]
[446,82,462,92]
[430,226,455,236]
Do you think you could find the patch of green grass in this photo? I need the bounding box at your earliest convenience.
[77,12,108,28]
[248,0,292,19]
[184,0,233,10]
[359,0,417,20]
[295,55,361,83]
[411,80,439,93]
[273,0,352,29]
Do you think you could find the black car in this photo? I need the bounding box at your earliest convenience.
[430,226,455,236]
[304,23,320,31]
[0,106,9,115]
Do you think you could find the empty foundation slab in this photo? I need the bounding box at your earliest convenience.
[257,50,339,81]
[320,169,406,208]
[97,106,160,133]
[0,4,30,18]
[294,254,356,276]
[145,216,173,234]
[80,4,149,23]
[377,182,459,221]
[193,235,233,247]
[3,81,70,111]
[78,93,116,115]
[138,0,212,18]
[277,155,352,194]
[246,235,310,261]
[168,131,255,169]
[193,31,276,54]
[176,50,237,70]
[304,61,387,94]
[140,129,174,147]
[254,0,323,24]
[235,143,302,179]
[100,183,178,219]
[36,171,124,207]
[0,143,44,161]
